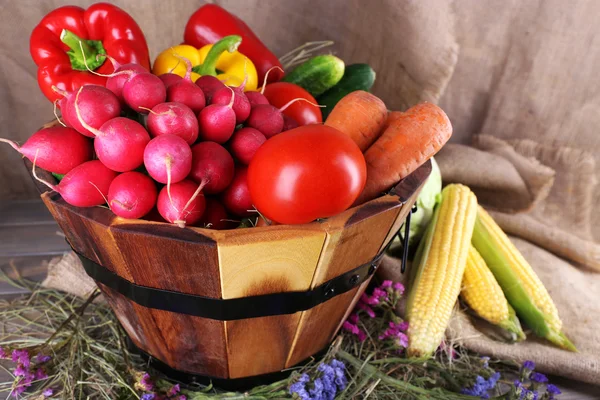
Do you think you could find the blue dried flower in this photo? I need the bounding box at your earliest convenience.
[530,372,548,383]
[522,360,535,371]
[290,374,311,400]
[461,372,501,399]
[140,394,155,400]
[546,384,561,395]
[42,388,53,397]
[36,354,52,364]
[481,357,490,369]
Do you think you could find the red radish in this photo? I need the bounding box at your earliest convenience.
[245,91,269,107]
[221,167,253,217]
[195,75,226,102]
[200,198,234,229]
[157,179,206,227]
[198,87,237,143]
[189,142,235,194]
[211,86,251,123]
[108,172,157,219]
[123,72,167,113]
[106,63,147,104]
[33,159,117,207]
[145,102,199,144]
[159,73,183,89]
[55,85,121,138]
[228,127,266,165]
[167,56,206,114]
[282,115,300,131]
[246,98,318,138]
[143,134,192,184]
[1,126,92,174]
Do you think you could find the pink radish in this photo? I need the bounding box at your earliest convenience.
[1,126,92,174]
[166,56,206,114]
[198,87,237,143]
[159,73,183,89]
[228,127,266,165]
[211,86,251,123]
[106,62,147,104]
[221,167,253,217]
[33,159,117,207]
[108,172,157,219]
[245,91,269,107]
[145,102,199,144]
[195,75,225,102]
[55,85,121,138]
[157,179,206,227]
[123,72,167,113]
[200,198,234,229]
[189,141,234,194]
[282,115,299,131]
[246,98,319,138]
[143,134,192,184]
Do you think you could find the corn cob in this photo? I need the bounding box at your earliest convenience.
[471,206,576,351]
[461,245,525,340]
[406,184,478,358]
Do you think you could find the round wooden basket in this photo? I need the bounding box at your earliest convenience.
[27,158,431,387]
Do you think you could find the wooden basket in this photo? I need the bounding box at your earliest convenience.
[28,159,430,383]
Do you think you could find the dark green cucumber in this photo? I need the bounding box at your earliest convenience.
[52,173,65,181]
[318,64,376,119]
[282,55,345,97]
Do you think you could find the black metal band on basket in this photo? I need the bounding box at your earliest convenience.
[74,211,412,321]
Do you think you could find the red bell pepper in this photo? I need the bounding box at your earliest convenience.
[30,3,150,103]
[184,4,283,85]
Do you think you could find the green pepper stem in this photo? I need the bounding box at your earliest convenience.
[60,29,106,72]
[193,35,242,76]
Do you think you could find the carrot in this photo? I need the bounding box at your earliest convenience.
[324,91,388,152]
[355,102,452,205]
[382,111,404,132]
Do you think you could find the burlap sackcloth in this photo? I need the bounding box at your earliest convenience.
[380,135,600,384]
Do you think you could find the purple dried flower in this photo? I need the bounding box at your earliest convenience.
[530,372,548,383]
[392,282,404,294]
[546,384,561,395]
[134,372,154,392]
[168,383,180,396]
[34,368,48,380]
[175,396,187,400]
[347,313,359,324]
[395,332,408,349]
[0,347,7,359]
[42,387,54,397]
[11,349,30,367]
[14,364,28,377]
[380,280,392,289]
[141,394,155,400]
[523,360,536,371]
[356,302,376,318]
[36,354,52,364]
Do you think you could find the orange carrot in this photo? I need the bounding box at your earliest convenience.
[355,102,452,205]
[382,111,405,132]
[324,91,388,152]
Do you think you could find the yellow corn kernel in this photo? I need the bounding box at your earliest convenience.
[407,184,478,358]
[461,245,525,339]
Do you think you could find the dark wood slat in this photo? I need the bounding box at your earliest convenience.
[0,224,69,257]
[0,199,54,226]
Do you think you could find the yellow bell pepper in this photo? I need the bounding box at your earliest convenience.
[152,35,258,91]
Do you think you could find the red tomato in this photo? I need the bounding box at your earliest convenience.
[262,82,322,126]
[248,125,366,224]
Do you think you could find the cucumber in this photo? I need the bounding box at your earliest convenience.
[318,64,376,119]
[282,55,345,97]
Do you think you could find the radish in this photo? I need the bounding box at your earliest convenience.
[1,126,92,174]
[166,56,206,114]
[145,102,199,144]
[157,179,206,227]
[159,73,183,89]
[55,85,121,138]
[221,167,253,217]
[123,72,167,113]
[246,98,318,138]
[195,75,226,102]
[33,159,117,207]
[211,86,251,123]
[200,197,234,229]
[143,134,192,184]
[106,62,147,104]
[108,172,157,219]
[228,127,266,165]
[245,91,269,107]
[189,142,234,194]
[282,115,299,131]
[197,87,237,143]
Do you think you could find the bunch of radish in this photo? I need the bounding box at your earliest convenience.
[3,62,307,229]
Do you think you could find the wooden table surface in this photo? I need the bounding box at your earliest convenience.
[0,199,598,399]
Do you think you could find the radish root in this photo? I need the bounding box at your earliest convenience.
[79,41,133,79]
[172,53,194,82]
[53,100,66,127]
[88,180,110,207]
[173,180,207,228]
[0,138,21,153]
[260,66,285,94]
[138,106,177,118]
[165,155,175,212]
[279,98,325,112]
[32,149,58,192]
[74,86,103,136]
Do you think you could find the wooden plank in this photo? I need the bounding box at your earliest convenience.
[0,224,69,257]
[0,255,51,296]
[286,198,402,367]
[0,199,54,226]
[217,225,326,378]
